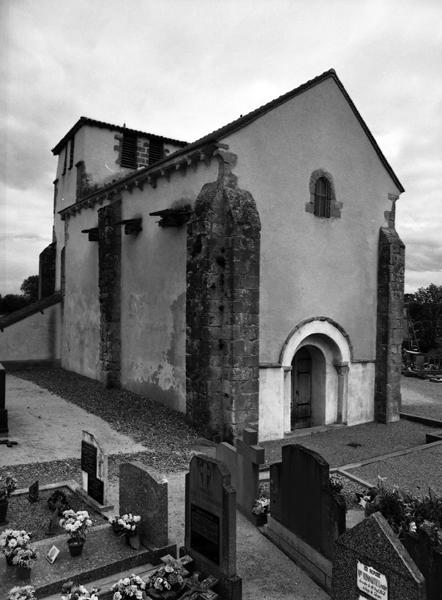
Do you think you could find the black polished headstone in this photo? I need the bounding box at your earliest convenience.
[87,473,104,505]
[270,444,346,560]
[0,363,8,434]
[81,441,97,475]
[28,480,39,503]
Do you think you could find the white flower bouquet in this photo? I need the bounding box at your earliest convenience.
[109,513,141,536]
[0,529,32,561]
[12,547,38,568]
[111,574,146,599]
[7,585,37,600]
[0,473,18,502]
[146,562,185,597]
[59,510,93,542]
[60,580,100,600]
[252,497,270,515]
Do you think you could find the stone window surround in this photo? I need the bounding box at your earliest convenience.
[305,169,343,218]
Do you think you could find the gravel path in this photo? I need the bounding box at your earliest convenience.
[346,443,442,496]
[262,420,433,468]
[401,375,442,420]
[11,367,212,473]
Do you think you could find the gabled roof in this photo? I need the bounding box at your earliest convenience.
[51,116,188,155]
[183,68,404,192]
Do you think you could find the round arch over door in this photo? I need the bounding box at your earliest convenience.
[281,318,352,433]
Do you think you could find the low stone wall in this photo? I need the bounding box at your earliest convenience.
[0,295,61,365]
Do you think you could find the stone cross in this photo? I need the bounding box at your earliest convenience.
[180,573,219,599]
[216,428,264,519]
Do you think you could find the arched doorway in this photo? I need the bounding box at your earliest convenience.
[281,318,352,433]
[291,345,327,429]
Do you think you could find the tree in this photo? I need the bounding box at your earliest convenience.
[20,275,39,302]
[0,294,30,315]
[406,284,442,352]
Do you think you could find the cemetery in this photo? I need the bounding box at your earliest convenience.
[1,369,442,599]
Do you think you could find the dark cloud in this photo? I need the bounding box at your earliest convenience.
[2,0,441,293]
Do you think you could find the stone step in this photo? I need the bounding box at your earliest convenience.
[1,525,173,599]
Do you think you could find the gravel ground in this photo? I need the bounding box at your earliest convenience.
[1,487,107,542]
[11,366,210,472]
[346,443,442,496]
[401,375,442,420]
[261,420,433,468]
[0,449,193,490]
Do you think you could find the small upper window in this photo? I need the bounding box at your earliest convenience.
[120,133,138,169]
[306,169,342,219]
[314,177,331,218]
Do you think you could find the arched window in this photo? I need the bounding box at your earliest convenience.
[314,176,331,218]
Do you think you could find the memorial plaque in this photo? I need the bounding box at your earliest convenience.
[190,504,220,565]
[46,545,60,564]
[28,480,39,503]
[357,561,388,600]
[87,473,104,505]
[81,441,97,474]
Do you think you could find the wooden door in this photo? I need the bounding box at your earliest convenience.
[291,348,312,429]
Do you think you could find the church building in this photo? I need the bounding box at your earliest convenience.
[3,69,405,443]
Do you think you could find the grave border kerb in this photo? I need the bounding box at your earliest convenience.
[12,479,114,514]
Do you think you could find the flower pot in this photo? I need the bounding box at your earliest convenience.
[125,532,140,550]
[67,539,85,557]
[16,564,31,580]
[0,499,8,524]
[252,512,268,526]
[5,553,14,566]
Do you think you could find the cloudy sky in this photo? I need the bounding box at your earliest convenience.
[1,0,441,294]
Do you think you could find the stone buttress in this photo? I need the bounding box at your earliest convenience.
[186,150,261,442]
[375,214,405,422]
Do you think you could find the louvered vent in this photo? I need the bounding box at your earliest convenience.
[120,134,138,169]
[148,138,164,165]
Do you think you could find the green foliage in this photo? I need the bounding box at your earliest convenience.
[0,294,30,315]
[20,275,39,302]
[364,478,442,549]
[406,283,442,352]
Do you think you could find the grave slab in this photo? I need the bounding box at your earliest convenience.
[119,461,176,561]
[332,511,426,600]
[0,524,154,599]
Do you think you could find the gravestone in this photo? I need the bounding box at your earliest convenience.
[216,428,265,520]
[264,444,346,591]
[270,444,345,559]
[182,454,242,600]
[0,363,8,434]
[332,512,426,600]
[119,461,176,562]
[81,430,108,505]
[28,480,39,503]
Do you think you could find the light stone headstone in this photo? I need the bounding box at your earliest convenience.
[119,461,176,560]
[332,512,426,600]
[184,454,242,600]
[216,428,264,520]
[81,430,108,505]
